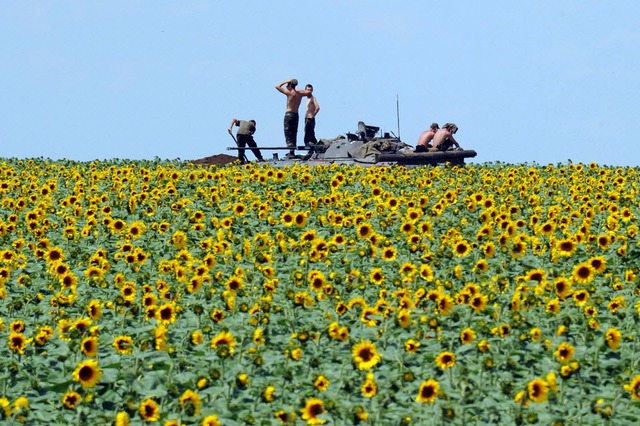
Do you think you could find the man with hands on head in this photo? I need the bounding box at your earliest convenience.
[275,78,311,158]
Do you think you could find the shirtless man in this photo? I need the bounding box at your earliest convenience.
[431,123,462,151]
[416,122,439,152]
[275,78,312,158]
[303,84,320,147]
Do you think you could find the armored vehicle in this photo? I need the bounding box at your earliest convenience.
[229,121,477,167]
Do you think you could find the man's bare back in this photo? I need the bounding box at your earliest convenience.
[276,79,310,112]
[432,123,461,151]
[417,129,437,147]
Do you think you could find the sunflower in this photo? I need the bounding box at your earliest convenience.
[360,307,380,327]
[527,378,549,403]
[415,379,439,403]
[210,309,225,323]
[510,239,526,258]
[460,328,476,345]
[280,211,294,226]
[120,282,136,302]
[418,264,434,282]
[573,289,590,307]
[400,221,416,234]
[127,221,146,239]
[335,302,348,316]
[110,218,127,234]
[452,240,471,257]
[555,238,577,257]
[437,294,455,315]
[331,233,346,245]
[9,320,25,333]
[357,223,373,239]
[314,375,330,392]
[538,221,555,236]
[529,328,543,342]
[8,332,27,355]
[397,309,411,328]
[73,359,102,388]
[81,336,99,357]
[596,234,612,250]
[211,331,237,355]
[87,300,102,320]
[555,342,575,364]
[482,241,496,258]
[469,293,488,312]
[589,256,607,274]
[554,277,572,300]
[404,338,421,353]
[473,259,489,273]
[62,391,81,409]
[301,397,326,425]
[572,262,594,284]
[274,411,295,424]
[605,328,622,351]
[294,212,308,227]
[546,298,561,314]
[308,270,327,292]
[179,389,202,416]
[113,336,134,354]
[369,268,384,285]
[84,266,105,281]
[361,373,378,398]
[381,246,397,261]
[435,351,456,370]
[289,348,304,361]
[525,268,545,284]
[475,224,493,242]
[170,230,187,249]
[138,398,160,422]
[624,376,640,400]
[157,302,177,325]
[352,340,382,370]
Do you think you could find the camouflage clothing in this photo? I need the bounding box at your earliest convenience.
[283,112,299,148]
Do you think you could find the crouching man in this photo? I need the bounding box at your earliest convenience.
[228,118,264,163]
[431,123,462,151]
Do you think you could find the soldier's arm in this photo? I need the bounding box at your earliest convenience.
[275,81,290,94]
[228,119,238,133]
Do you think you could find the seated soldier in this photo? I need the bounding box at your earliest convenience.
[431,123,462,151]
[415,122,439,152]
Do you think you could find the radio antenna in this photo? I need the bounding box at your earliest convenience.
[396,94,401,140]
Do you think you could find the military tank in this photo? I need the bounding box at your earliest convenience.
[228,121,477,167]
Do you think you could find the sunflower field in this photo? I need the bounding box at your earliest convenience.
[1,158,640,425]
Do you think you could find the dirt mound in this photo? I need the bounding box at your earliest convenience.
[190,154,239,166]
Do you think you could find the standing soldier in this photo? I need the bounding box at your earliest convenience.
[304,84,320,147]
[275,78,311,158]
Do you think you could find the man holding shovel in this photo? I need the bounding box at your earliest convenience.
[228,118,264,163]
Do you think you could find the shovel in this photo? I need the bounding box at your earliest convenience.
[228,130,248,164]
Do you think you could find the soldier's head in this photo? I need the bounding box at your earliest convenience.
[443,123,458,134]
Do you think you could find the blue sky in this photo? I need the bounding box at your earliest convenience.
[2,1,639,166]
